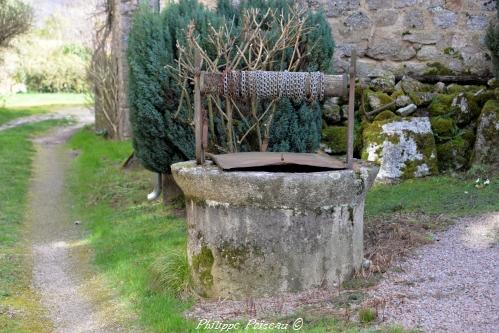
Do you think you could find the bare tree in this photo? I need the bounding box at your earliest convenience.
[0,0,33,49]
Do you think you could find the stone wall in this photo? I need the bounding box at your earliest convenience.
[318,0,497,77]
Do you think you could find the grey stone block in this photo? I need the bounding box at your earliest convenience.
[467,15,490,31]
[327,0,361,17]
[344,11,373,29]
[431,8,458,29]
[394,0,417,8]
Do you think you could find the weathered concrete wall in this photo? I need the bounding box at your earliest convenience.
[172,161,378,299]
[318,0,497,77]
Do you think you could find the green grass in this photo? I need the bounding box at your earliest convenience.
[2,93,88,108]
[0,93,89,126]
[366,175,499,218]
[0,106,51,126]
[0,119,67,332]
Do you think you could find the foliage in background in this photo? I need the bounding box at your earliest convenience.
[0,0,33,49]
[15,44,90,93]
[128,0,334,173]
[485,0,499,79]
[10,13,91,94]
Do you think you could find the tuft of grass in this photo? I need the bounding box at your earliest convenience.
[0,118,68,332]
[358,308,377,323]
[150,250,191,297]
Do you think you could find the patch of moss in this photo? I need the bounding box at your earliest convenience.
[429,94,455,117]
[437,136,472,171]
[443,47,464,60]
[463,93,481,118]
[366,90,395,111]
[401,132,439,179]
[479,100,499,142]
[361,116,401,161]
[217,242,262,270]
[322,126,348,154]
[431,117,456,139]
[472,100,499,165]
[443,47,455,55]
[469,90,496,110]
[191,245,214,292]
[390,90,405,99]
[446,84,465,95]
[374,110,397,122]
[425,62,453,76]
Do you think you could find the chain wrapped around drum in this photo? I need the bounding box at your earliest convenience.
[221,70,325,103]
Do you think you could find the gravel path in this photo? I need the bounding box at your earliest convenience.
[370,212,499,332]
[26,108,135,333]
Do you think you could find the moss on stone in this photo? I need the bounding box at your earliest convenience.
[472,100,499,166]
[469,90,496,110]
[447,84,484,95]
[462,92,482,120]
[401,131,439,179]
[479,100,499,141]
[192,245,214,292]
[425,62,453,75]
[361,116,402,162]
[447,84,465,95]
[429,94,455,117]
[431,117,456,139]
[408,92,422,106]
[391,90,405,99]
[436,136,472,171]
[482,99,499,116]
[322,126,348,154]
[374,110,397,122]
[366,90,395,111]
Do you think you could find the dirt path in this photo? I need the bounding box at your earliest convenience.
[370,212,499,332]
[26,108,135,332]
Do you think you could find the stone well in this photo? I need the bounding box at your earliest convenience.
[171,160,378,299]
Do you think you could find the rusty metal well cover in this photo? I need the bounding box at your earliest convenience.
[210,152,347,171]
